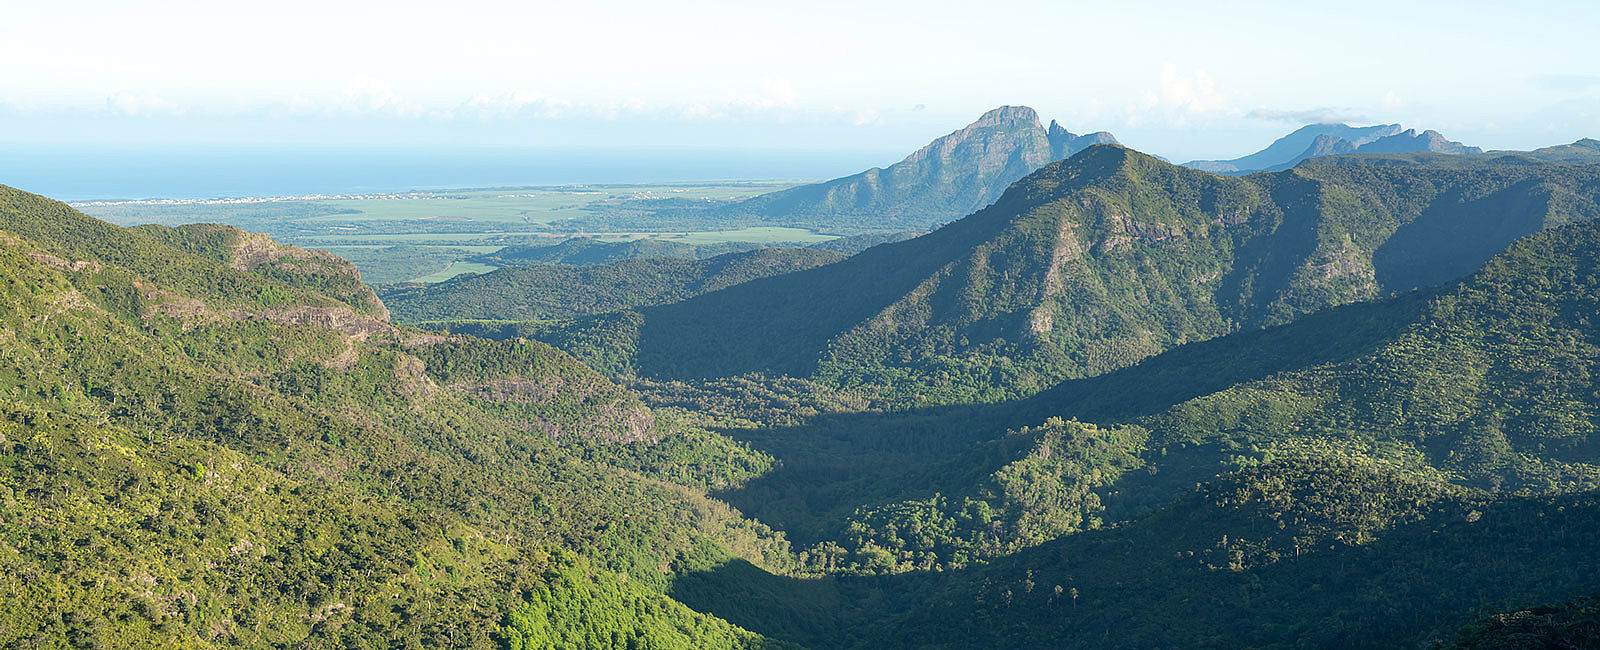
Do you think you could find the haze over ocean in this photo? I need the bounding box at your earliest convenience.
[0,145,893,201]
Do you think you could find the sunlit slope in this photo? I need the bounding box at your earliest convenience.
[0,185,801,649]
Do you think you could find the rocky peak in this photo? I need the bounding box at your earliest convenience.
[969,105,1043,129]
[1355,128,1481,155]
[1302,133,1358,157]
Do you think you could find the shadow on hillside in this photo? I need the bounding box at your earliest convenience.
[672,484,1600,650]
[709,291,1433,542]
[627,190,1024,381]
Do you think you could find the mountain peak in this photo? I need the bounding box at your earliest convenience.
[970,105,1041,128]
[722,106,1117,228]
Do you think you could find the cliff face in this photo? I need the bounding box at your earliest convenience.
[728,105,1119,228]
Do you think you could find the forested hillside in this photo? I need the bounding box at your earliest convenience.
[534,145,1600,406]
[382,247,844,322]
[666,218,1600,649]
[0,185,800,648]
[9,148,1600,650]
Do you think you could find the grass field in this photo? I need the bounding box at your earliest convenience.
[411,260,499,283]
[76,181,828,284]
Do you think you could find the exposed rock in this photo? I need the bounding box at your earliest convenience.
[229,230,358,276]
[26,251,103,273]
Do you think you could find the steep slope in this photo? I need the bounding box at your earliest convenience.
[382,247,846,323]
[723,106,1117,229]
[675,220,1600,650]
[0,185,800,648]
[836,218,1600,649]
[539,145,1600,405]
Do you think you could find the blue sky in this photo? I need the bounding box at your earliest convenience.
[3,0,1598,166]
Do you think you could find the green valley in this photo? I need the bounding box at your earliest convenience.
[8,115,1600,650]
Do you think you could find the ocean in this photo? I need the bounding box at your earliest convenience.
[0,145,892,201]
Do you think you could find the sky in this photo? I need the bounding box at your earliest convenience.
[3,0,1599,193]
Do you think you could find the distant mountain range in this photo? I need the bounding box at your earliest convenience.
[1184,123,1482,174]
[719,106,1117,229]
[560,111,1577,236]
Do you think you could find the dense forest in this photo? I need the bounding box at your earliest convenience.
[0,185,797,648]
[6,132,1600,649]
[381,247,844,322]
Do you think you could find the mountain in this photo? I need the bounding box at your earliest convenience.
[1354,127,1482,155]
[669,219,1600,649]
[1186,123,1482,174]
[1490,137,1600,164]
[0,185,800,648]
[1185,123,1404,173]
[531,144,1600,405]
[844,217,1600,648]
[382,247,846,323]
[720,106,1117,229]
[11,142,1600,649]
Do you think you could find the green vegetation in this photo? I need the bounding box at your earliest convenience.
[535,144,1600,408]
[0,185,798,647]
[382,248,845,323]
[16,134,1600,650]
[472,237,772,266]
[498,550,800,650]
[665,217,1600,649]
[320,244,488,284]
[72,182,823,289]
[1439,595,1600,649]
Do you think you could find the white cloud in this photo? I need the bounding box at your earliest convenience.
[1125,63,1238,127]
[1248,107,1370,124]
[335,78,423,117]
[105,91,179,116]
[458,90,576,120]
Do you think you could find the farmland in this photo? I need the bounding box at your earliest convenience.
[75,181,827,283]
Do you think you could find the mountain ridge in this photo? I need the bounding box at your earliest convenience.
[532,144,1600,406]
[1185,122,1482,174]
